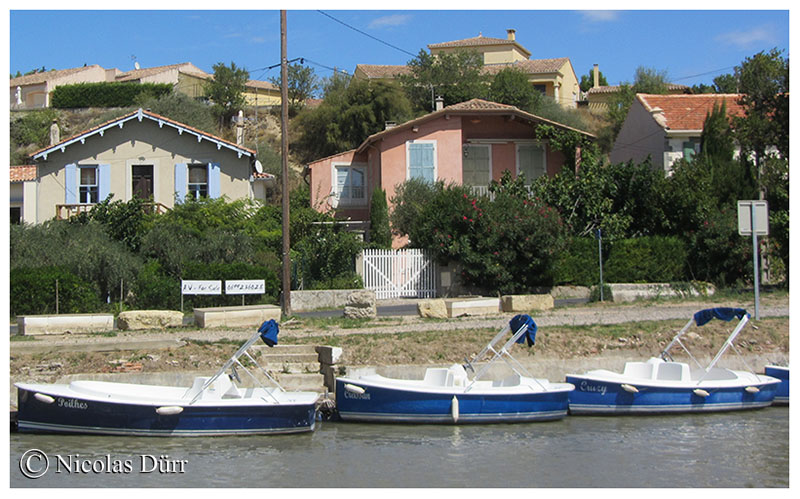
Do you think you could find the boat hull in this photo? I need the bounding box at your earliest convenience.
[566,375,779,415]
[764,366,789,405]
[335,379,570,424]
[16,386,317,437]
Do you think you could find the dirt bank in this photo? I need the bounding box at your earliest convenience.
[10,298,789,388]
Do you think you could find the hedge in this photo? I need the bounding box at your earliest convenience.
[51,82,173,108]
[554,236,687,286]
[10,266,100,316]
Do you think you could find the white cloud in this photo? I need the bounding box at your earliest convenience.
[715,26,777,49]
[579,10,620,23]
[368,14,412,29]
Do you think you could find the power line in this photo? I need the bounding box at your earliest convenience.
[672,66,736,82]
[317,10,418,58]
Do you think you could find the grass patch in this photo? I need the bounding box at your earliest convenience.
[10,335,37,342]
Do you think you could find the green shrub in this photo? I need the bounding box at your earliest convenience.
[10,266,100,316]
[368,188,392,248]
[603,236,687,283]
[130,261,181,310]
[51,82,173,108]
[553,237,604,286]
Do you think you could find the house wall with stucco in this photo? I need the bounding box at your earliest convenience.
[35,119,253,222]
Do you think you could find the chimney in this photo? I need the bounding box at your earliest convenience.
[49,119,60,146]
[235,110,245,146]
[384,121,397,130]
[593,64,599,89]
[507,29,516,41]
[435,96,444,111]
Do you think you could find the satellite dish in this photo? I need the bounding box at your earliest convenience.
[254,160,263,174]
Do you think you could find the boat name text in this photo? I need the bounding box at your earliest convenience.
[579,381,607,396]
[343,391,371,400]
[57,398,88,410]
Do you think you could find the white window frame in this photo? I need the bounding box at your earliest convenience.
[187,163,209,199]
[515,142,547,185]
[78,165,99,204]
[462,143,492,186]
[331,162,367,208]
[405,140,437,182]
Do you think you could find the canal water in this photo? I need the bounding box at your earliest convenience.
[10,407,788,488]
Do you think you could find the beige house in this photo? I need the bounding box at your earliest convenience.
[10,165,37,224]
[10,65,119,109]
[10,62,281,110]
[354,29,581,108]
[27,108,269,223]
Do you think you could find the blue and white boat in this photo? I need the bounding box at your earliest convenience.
[15,320,321,436]
[566,308,780,415]
[335,315,574,424]
[764,365,789,405]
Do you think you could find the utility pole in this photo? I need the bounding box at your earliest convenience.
[280,10,292,317]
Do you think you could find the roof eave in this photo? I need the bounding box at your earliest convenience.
[32,108,255,161]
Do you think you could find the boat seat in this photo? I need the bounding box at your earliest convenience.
[446,364,469,387]
[622,362,655,380]
[656,362,690,381]
[423,368,450,386]
[182,376,242,400]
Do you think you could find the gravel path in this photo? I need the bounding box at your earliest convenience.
[11,298,789,352]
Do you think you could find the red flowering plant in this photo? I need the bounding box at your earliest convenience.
[394,173,566,295]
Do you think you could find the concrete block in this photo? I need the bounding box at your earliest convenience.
[193,304,281,329]
[549,286,591,300]
[445,297,500,318]
[18,314,115,336]
[417,299,448,319]
[501,294,554,312]
[316,346,343,365]
[117,310,183,330]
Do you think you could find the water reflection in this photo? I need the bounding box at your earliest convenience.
[10,408,788,488]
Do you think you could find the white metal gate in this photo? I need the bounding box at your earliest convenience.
[361,249,437,299]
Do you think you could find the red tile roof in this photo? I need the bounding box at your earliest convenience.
[483,58,571,75]
[637,93,746,131]
[353,98,594,155]
[115,62,208,82]
[355,64,413,79]
[10,65,105,86]
[587,83,689,95]
[427,33,532,59]
[10,165,37,183]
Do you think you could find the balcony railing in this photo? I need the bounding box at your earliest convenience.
[55,202,170,220]
[468,184,534,200]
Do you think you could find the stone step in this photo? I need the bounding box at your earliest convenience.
[260,361,321,375]
[252,344,318,354]
[255,352,320,364]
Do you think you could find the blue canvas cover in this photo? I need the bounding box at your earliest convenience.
[694,307,749,327]
[258,320,279,347]
[510,314,537,347]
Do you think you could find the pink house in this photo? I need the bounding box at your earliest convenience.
[307,98,595,247]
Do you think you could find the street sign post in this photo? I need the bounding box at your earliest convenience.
[737,200,769,320]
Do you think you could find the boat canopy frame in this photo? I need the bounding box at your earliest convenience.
[463,315,547,392]
[189,320,286,405]
[659,308,756,384]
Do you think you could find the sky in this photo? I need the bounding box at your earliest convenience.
[6,4,791,92]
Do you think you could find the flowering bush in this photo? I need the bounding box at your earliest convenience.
[395,174,566,294]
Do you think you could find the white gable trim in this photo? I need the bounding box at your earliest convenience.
[33,108,253,161]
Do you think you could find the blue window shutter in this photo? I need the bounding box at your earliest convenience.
[64,163,77,204]
[209,162,221,198]
[98,164,111,202]
[174,163,187,203]
[408,143,435,181]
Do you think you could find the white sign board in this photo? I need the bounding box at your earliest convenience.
[225,280,266,295]
[737,200,769,236]
[181,280,222,295]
